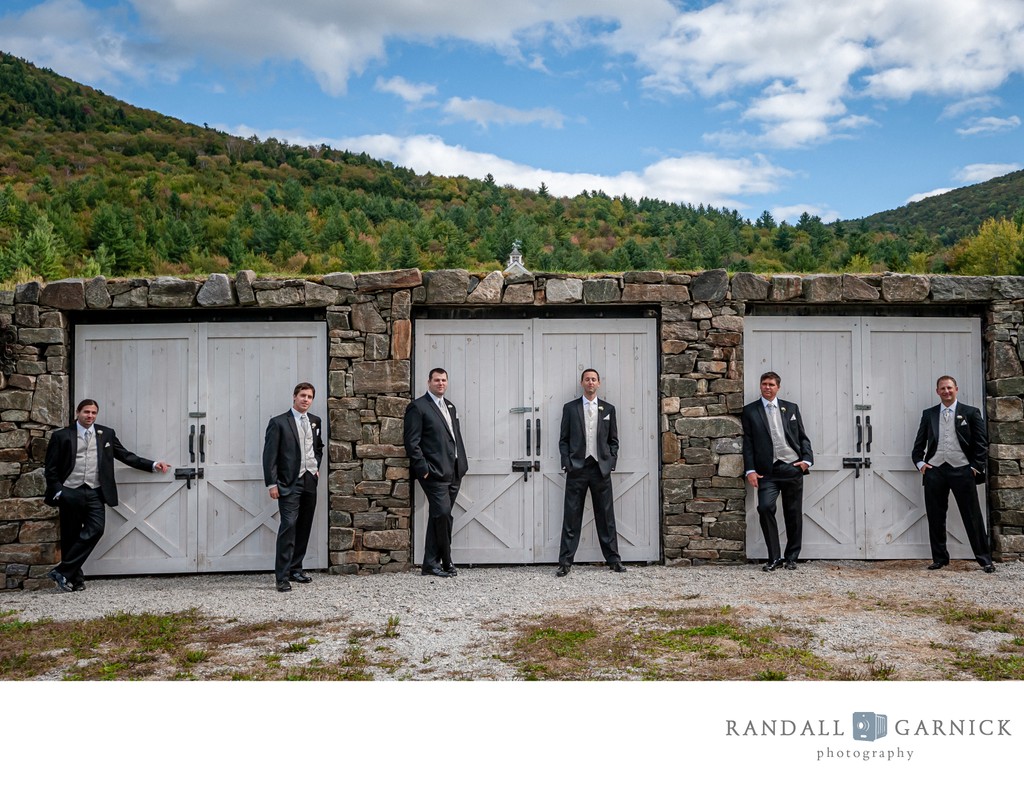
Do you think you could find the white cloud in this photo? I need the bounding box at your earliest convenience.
[0,0,154,85]
[771,204,841,224]
[956,115,1021,136]
[940,96,1001,120]
[955,163,1021,184]
[338,134,791,208]
[375,75,437,104]
[122,0,673,95]
[906,187,953,204]
[442,97,566,129]
[223,126,791,209]
[612,0,1024,147]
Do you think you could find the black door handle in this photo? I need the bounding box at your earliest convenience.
[535,418,541,453]
[865,416,872,453]
[525,418,531,456]
[199,424,206,462]
[855,415,862,452]
[189,424,196,462]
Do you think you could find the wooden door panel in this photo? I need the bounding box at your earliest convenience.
[863,319,982,559]
[414,321,533,564]
[200,324,328,572]
[534,320,659,563]
[744,318,863,559]
[75,325,198,574]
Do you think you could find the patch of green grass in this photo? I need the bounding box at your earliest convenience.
[508,607,842,681]
[868,661,898,680]
[384,615,400,638]
[1,611,405,681]
[285,637,318,653]
[949,653,1024,680]
[525,628,598,659]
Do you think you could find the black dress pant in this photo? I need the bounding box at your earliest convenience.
[559,458,620,567]
[56,485,106,581]
[756,461,804,562]
[923,463,991,565]
[419,476,461,570]
[275,472,318,582]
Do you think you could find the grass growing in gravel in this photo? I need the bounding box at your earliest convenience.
[0,610,406,681]
[929,599,1024,679]
[505,605,867,681]
[874,595,1024,680]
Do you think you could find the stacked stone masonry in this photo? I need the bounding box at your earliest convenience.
[2,270,1022,588]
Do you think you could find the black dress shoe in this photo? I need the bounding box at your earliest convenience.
[927,561,948,570]
[610,562,627,573]
[443,565,458,577]
[276,580,292,592]
[983,563,996,573]
[73,580,86,591]
[421,566,451,578]
[46,569,74,593]
[289,571,312,583]
[762,558,783,572]
[555,564,570,577]
[784,560,797,570]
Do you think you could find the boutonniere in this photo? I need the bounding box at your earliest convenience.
[598,406,604,411]
[956,415,965,423]
[96,429,103,436]
[780,407,787,413]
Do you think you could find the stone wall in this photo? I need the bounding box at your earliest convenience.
[2,269,1023,588]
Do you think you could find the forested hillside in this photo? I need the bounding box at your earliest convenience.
[2,51,1024,285]
[840,169,1024,246]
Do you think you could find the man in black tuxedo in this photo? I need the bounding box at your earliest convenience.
[556,368,624,576]
[263,382,324,592]
[742,371,813,571]
[912,375,994,573]
[404,367,468,578]
[43,399,170,592]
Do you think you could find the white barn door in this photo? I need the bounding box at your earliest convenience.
[413,321,535,562]
[861,318,984,558]
[413,317,659,564]
[75,325,198,573]
[199,324,327,571]
[534,320,660,563]
[745,316,984,560]
[75,322,327,575]
[743,318,864,558]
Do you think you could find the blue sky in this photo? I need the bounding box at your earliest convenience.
[2,0,1023,223]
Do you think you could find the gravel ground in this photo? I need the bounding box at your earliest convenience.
[4,559,1022,680]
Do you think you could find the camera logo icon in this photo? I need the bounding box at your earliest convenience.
[852,712,888,741]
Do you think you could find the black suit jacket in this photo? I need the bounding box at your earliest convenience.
[559,398,618,478]
[911,403,987,484]
[262,411,324,495]
[43,424,156,507]
[404,394,468,483]
[742,399,813,477]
